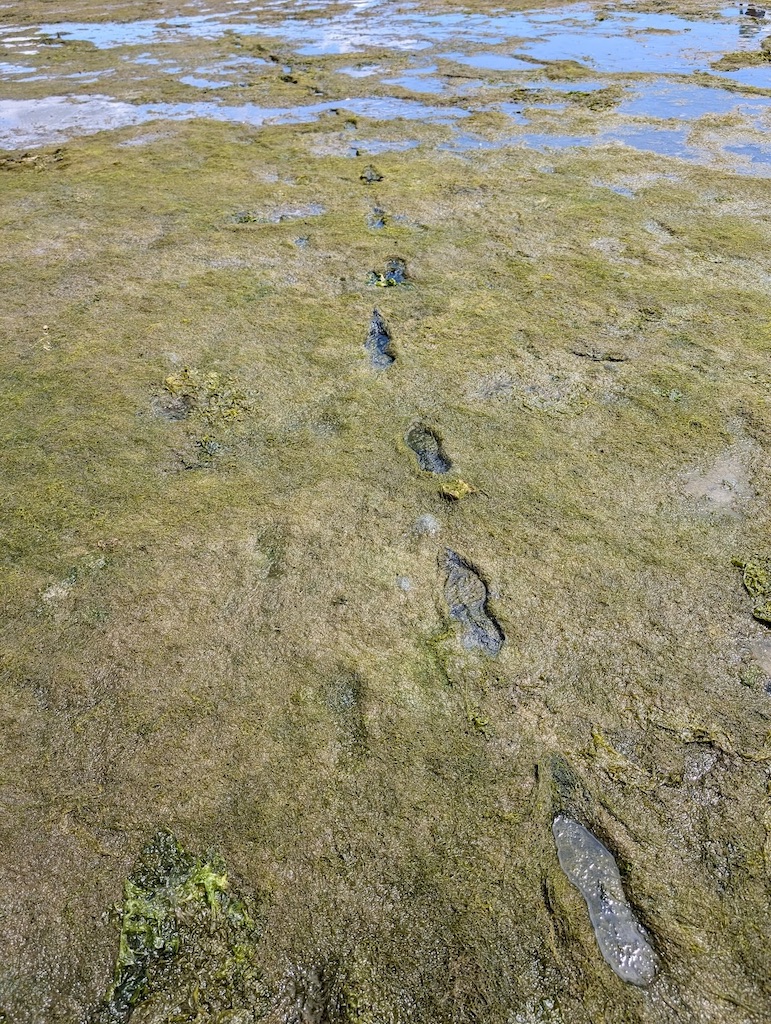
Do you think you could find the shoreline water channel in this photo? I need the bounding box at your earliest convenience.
[1,0,770,1021]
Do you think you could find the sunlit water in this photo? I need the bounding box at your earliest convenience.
[0,4,769,165]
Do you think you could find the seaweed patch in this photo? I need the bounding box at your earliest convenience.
[93,830,265,1023]
[733,556,771,625]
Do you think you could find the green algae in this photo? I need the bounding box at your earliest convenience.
[94,830,265,1023]
[163,368,249,426]
[711,48,771,72]
[733,557,771,625]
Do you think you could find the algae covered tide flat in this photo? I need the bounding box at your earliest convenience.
[1,0,770,1022]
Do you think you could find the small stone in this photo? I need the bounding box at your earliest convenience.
[440,478,476,501]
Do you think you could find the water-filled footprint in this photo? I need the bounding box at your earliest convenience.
[442,549,504,656]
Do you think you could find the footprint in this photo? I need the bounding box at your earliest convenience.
[442,549,504,656]
[368,256,407,287]
[279,961,345,1024]
[326,672,368,756]
[151,393,193,421]
[365,308,395,369]
[360,164,383,183]
[405,423,452,474]
[683,452,748,510]
[367,206,387,229]
[552,816,658,987]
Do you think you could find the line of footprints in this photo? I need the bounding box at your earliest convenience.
[364,292,504,659]
[363,267,658,990]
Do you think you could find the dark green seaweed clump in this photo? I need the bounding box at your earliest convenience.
[93,830,265,1024]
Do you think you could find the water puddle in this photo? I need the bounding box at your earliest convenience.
[338,64,383,78]
[4,86,768,175]
[178,74,232,89]
[0,61,33,75]
[595,181,636,196]
[717,65,771,87]
[383,65,444,94]
[496,102,533,123]
[544,79,608,92]
[440,51,538,72]
[33,16,224,49]
[517,131,595,150]
[518,123,770,172]
[354,137,421,153]
[520,126,698,161]
[0,2,767,176]
[438,132,515,151]
[233,202,325,222]
[0,3,754,75]
[618,81,771,124]
[602,125,700,160]
[725,140,771,163]
[0,93,469,148]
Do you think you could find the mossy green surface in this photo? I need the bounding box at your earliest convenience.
[0,1,771,1022]
[2,110,771,1023]
[94,830,265,1023]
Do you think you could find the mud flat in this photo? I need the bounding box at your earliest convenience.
[1,0,771,1022]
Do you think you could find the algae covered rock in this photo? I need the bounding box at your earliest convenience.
[93,830,265,1024]
[442,549,504,656]
[551,816,658,988]
[439,478,476,501]
[733,556,771,625]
